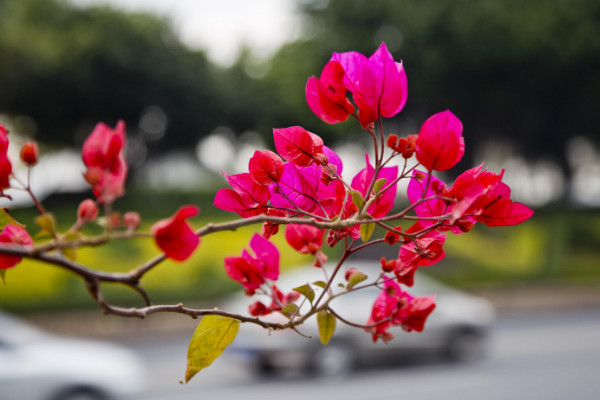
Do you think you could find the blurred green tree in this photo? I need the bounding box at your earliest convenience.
[239,0,600,178]
[0,0,220,151]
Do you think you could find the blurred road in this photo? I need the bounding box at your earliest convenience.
[123,307,600,400]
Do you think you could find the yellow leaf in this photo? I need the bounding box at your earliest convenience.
[185,315,240,383]
[35,213,56,236]
[0,209,25,229]
[317,309,336,346]
[360,222,375,242]
[348,190,364,209]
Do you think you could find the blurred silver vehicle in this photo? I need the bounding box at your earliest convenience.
[0,310,144,400]
[228,262,495,376]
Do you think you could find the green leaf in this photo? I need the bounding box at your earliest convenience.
[373,178,387,194]
[360,222,375,242]
[348,190,364,209]
[61,231,82,261]
[0,209,25,229]
[317,309,336,346]
[293,284,315,303]
[0,269,6,284]
[35,213,56,236]
[348,271,368,288]
[281,303,299,317]
[185,315,240,383]
[313,280,327,289]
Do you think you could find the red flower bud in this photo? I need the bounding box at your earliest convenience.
[20,141,39,166]
[248,301,268,316]
[380,257,396,273]
[108,212,121,229]
[314,152,329,166]
[345,268,358,281]
[386,134,399,149]
[123,211,141,231]
[77,199,98,222]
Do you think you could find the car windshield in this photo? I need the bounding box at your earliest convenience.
[0,311,46,347]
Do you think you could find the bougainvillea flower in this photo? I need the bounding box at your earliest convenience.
[407,170,448,223]
[399,232,447,267]
[224,233,280,292]
[285,224,324,255]
[261,209,288,239]
[331,42,408,127]
[326,200,361,247]
[248,285,300,316]
[248,150,284,186]
[0,225,33,269]
[415,110,465,171]
[351,154,398,218]
[0,124,13,190]
[273,126,325,167]
[270,146,345,218]
[475,191,535,227]
[152,205,199,261]
[306,60,355,124]
[447,165,533,227]
[366,278,436,343]
[214,172,270,217]
[81,121,128,203]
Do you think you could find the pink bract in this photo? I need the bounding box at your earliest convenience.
[416,110,465,171]
[273,126,324,167]
[331,42,407,127]
[367,278,436,343]
[270,146,345,218]
[248,150,284,186]
[224,233,280,291]
[0,124,12,190]
[0,225,33,270]
[152,205,200,261]
[305,60,355,124]
[214,172,270,217]
[285,224,324,255]
[351,154,398,218]
[81,121,128,203]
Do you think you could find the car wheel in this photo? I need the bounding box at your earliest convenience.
[309,341,355,378]
[50,387,107,400]
[443,329,487,362]
[256,355,278,376]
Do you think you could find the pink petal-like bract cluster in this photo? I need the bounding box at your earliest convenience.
[0,124,13,191]
[415,110,465,171]
[408,166,534,230]
[367,279,436,343]
[81,121,128,203]
[152,206,200,261]
[211,41,534,345]
[224,234,280,293]
[323,42,408,128]
[351,154,398,218]
[285,224,324,255]
[305,61,355,124]
[0,225,33,270]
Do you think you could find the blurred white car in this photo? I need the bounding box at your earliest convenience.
[228,262,495,376]
[0,310,144,400]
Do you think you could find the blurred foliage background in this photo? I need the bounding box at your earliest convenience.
[1,0,599,312]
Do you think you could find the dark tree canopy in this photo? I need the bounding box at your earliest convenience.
[244,0,600,174]
[1,0,598,177]
[0,0,222,150]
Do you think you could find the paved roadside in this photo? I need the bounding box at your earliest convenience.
[23,283,600,339]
